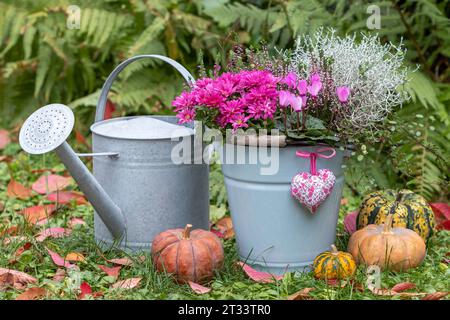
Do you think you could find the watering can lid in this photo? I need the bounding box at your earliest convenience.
[90,116,194,140]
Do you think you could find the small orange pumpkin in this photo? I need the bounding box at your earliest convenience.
[347,215,426,271]
[151,224,224,283]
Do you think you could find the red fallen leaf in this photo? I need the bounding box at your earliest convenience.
[0,268,37,290]
[52,268,66,282]
[188,281,211,294]
[98,265,121,278]
[112,277,141,289]
[391,282,416,293]
[343,211,358,235]
[32,174,72,194]
[440,220,450,231]
[21,204,57,224]
[108,258,134,266]
[0,129,11,149]
[78,281,92,299]
[15,287,47,300]
[236,261,284,283]
[36,227,71,242]
[7,179,32,199]
[31,168,57,174]
[68,217,86,228]
[0,225,18,237]
[104,99,116,120]
[9,242,32,264]
[430,203,450,221]
[421,292,449,300]
[287,287,315,300]
[46,191,87,205]
[46,248,76,269]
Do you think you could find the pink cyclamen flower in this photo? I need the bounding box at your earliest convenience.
[282,72,298,89]
[290,95,303,112]
[278,90,293,108]
[308,80,322,97]
[297,79,308,95]
[310,73,321,83]
[336,86,351,103]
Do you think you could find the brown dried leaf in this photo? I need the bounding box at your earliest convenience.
[421,292,449,300]
[287,288,315,300]
[112,277,141,290]
[7,179,32,199]
[15,287,47,300]
[391,282,416,293]
[0,268,37,291]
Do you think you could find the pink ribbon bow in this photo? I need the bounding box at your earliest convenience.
[295,147,336,175]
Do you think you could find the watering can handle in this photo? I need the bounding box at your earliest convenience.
[95,54,196,122]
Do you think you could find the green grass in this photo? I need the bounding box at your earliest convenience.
[0,142,449,300]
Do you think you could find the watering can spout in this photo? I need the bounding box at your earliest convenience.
[19,104,126,239]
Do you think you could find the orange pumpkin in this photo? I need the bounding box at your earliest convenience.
[347,215,426,272]
[151,224,224,283]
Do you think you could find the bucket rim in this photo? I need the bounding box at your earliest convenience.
[90,115,198,141]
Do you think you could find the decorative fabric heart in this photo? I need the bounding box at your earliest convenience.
[290,169,336,213]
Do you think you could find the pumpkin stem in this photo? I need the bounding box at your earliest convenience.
[330,244,339,255]
[383,215,394,233]
[183,224,193,239]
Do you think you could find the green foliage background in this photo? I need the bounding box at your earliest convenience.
[0,0,449,201]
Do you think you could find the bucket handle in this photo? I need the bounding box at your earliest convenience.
[94,54,196,123]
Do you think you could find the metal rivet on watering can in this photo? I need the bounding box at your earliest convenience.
[19,55,210,252]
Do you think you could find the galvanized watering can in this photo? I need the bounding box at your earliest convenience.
[19,55,209,251]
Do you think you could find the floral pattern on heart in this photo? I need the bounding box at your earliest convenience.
[290,169,336,213]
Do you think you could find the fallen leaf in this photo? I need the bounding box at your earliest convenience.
[340,198,349,205]
[391,282,416,293]
[210,228,225,238]
[369,286,426,297]
[78,281,92,300]
[98,265,121,278]
[112,277,141,289]
[7,179,32,199]
[212,216,235,239]
[287,287,315,300]
[3,236,27,246]
[0,129,11,149]
[15,287,47,300]
[68,217,86,228]
[21,204,57,224]
[9,242,32,264]
[46,191,87,205]
[343,211,358,235]
[108,258,134,266]
[0,225,18,237]
[35,227,71,242]
[236,261,284,283]
[430,203,450,231]
[0,201,4,212]
[32,174,72,194]
[188,281,211,294]
[65,252,86,263]
[47,248,76,268]
[0,268,37,290]
[421,292,449,300]
[52,269,66,282]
